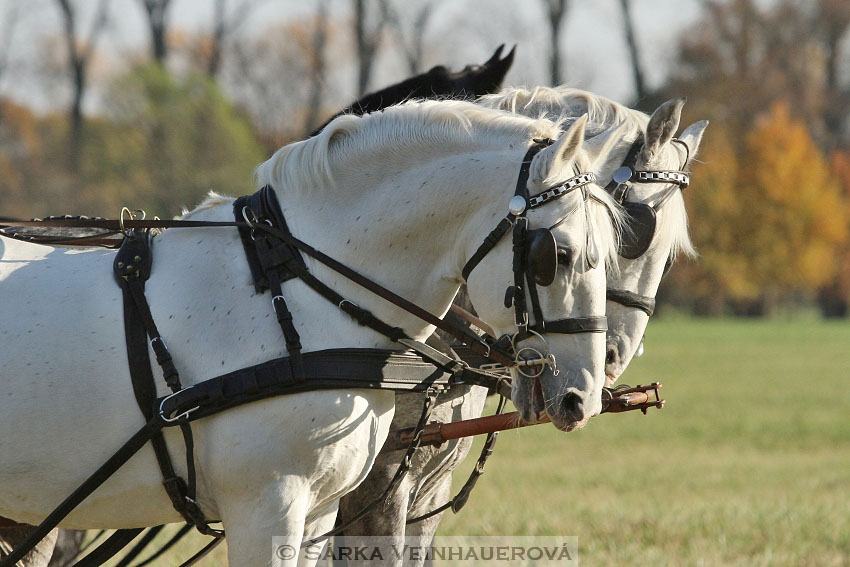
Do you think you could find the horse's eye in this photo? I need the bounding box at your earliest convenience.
[557,247,572,269]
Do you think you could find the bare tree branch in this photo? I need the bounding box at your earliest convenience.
[139,0,172,64]
[303,0,329,135]
[543,0,569,86]
[354,0,389,95]
[380,0,440,74]
[618,0,646,101]
[208,0,264,77]
[54,0,110,168]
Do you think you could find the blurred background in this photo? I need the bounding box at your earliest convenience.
[2,0,850,318]
[2,2,849,565]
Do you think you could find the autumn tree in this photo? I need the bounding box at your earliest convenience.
[92,64,264,216]
[0,99,43,217]
[818,150,850,316]
[736,102,847,313]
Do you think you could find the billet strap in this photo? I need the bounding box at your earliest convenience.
[606,289,656,317]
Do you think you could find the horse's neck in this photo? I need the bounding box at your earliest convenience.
[270,144,517,343]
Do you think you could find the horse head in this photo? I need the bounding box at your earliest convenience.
[464,116,628,431]
[480,87,708,385]
[602,98,708,382]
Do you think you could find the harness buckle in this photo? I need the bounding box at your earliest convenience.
[158,389,200,423]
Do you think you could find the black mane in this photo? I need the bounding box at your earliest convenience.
[310,44,515,136]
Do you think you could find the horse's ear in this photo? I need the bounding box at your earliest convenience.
[485,44,505,64]
[583,120,631,171]
[677,120,709,165]
[530,114,587,186]
[642,97,685,160]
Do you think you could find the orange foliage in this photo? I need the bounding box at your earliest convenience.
[738,101,847,292]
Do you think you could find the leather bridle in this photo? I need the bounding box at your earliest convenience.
[462,139,608,378]
[604,136,691,319]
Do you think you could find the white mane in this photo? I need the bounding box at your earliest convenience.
[178,191,235,219]
[255,99,564,194]
[480,86,695,259]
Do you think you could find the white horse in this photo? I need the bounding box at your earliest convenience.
[333,88,709,567]
[481,87,708,383]
[0,100,623,566]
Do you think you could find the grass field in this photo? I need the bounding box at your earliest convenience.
[93,318,850,566]
[436,318,850,566]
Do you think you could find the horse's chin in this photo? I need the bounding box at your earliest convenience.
[605,373,620,387]
[548,414,590,432]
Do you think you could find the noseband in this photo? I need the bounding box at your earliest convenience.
[462,139,608,377]
[605,136,690,319]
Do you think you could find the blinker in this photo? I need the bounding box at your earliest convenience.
[619,202,657,260]
[526,228,558,286]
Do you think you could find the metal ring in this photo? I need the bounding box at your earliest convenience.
[119,207,134,237]
[241,206,257,228]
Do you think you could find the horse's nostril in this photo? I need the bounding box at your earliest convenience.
[605,347,617,365]
[561,392,583,419]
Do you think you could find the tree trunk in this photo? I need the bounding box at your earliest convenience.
[140,0,172,64]
[304,0,329,135]
[354,0,387,96]
[618,0,646,101]
[545,0,568,86]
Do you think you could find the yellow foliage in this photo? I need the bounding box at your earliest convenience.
[738,101,848,291]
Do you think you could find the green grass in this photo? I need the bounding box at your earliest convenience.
[91,319,850,566]
[437,319,850,566]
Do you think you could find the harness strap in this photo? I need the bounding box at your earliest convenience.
[606,289,656,317]
[529,316,608,335]
[114,232,220,538]
[112,525,164,567]
[72,529,144,567]
[406,394,507,525]
[0,422,160,567]
[128,524,194,567]
[158,349,451,423]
